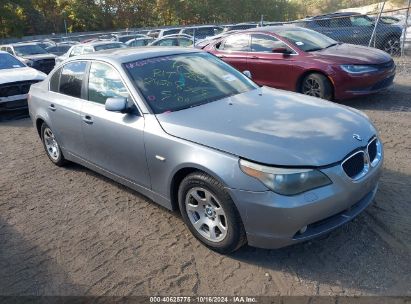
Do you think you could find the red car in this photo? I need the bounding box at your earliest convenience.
[202,26,396,100]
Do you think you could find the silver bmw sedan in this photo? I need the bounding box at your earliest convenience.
[28,47,383,253]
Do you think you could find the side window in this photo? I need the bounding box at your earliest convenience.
[82,46,94,54]
[179,38,193,47]
[251,34,288,52]
[315,19,330,27]
[88,62,129,105]
[157,39,175,46]
[184,29,194,36]
[220,34,250,51]
[70,46,83,57]
[350,16,373,26]
[49,67,61,92]
[330,17,351,27]
[6,47,13,54]
[59,61,87,98]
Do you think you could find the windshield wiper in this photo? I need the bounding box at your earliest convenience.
[324,42,339,49]
[305,47,323,52]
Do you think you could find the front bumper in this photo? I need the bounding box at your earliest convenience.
[332,66,396,100]
[228,151,383,249]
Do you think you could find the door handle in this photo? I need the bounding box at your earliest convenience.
[217,54,225,58]
[48,104,56,111]
[82,115,93,124]
[250,55,259,59]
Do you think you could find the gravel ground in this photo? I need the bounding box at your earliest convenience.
[0,76,410,296]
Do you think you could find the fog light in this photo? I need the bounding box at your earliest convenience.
[299,226,307,234]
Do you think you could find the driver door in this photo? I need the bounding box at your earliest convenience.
[246,34,296,90]
[81,61,150,188]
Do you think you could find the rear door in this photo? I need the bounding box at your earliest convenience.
[213,33,250,72]
[47,61,88,157]
[350,15,375,46]
[80,61,150,187]
[247,34,297,89]
[314,17,354,44]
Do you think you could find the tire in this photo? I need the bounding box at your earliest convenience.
[178,172,246,253]
[382,36,401,56]
[301,73,333,100]
[40,123,66,166]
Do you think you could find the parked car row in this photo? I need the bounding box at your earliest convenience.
[0,24,397,119]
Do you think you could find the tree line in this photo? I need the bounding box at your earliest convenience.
[0,0,395,39]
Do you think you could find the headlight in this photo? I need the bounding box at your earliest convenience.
[239,159,331,196]
[340,65,378,74]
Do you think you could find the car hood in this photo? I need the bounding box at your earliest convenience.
[311,43,392,64]
[156,87,376,167]
[0,67,46,84]
[18,54,56,60]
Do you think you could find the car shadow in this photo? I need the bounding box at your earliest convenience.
[341,81,411,112]
[227,168,411,295]
[0,217,84,295]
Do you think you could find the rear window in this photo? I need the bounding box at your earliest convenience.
[13,44,47,56]
[0,53,25,69]
[59,61,87,98]
[94,43,126,51]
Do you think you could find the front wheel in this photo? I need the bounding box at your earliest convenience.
[41,123,66,166]
[382,36,401,56]
[178,172,246,253]
[301,73,333,100]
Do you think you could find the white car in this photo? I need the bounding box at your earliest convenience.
[0,51,46,116]
[56,41,126,65]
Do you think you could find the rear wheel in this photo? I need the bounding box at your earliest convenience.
[178,172,246,253]
[41,123,66,166]
[382,36,401,56]
[301,73,333,100]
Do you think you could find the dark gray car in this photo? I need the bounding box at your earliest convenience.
[28,47,383,253]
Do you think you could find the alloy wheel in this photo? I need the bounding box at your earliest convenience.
[43,127,60,161]
[383,38,400,56]
[302,78,322,97]
[185,187,228,242]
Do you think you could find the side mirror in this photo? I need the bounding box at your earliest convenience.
[272,47,292,55]
[105,97,128,113]
[242,70,252,79]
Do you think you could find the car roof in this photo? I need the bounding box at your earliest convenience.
[7,42,40,47]
[161,28,181,31]
[182,25,223,29]
[72,46,200,64]
[310,12,360,19]
[244,25,301,33]
[82,41,124,46]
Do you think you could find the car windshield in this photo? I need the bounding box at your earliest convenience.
[277,28,338,52]
[125,52,257,114]
[14,44,47,56]
[94,43,126,51]
[0,53,25,69]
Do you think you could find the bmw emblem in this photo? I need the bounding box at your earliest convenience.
[353,134,362,141]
